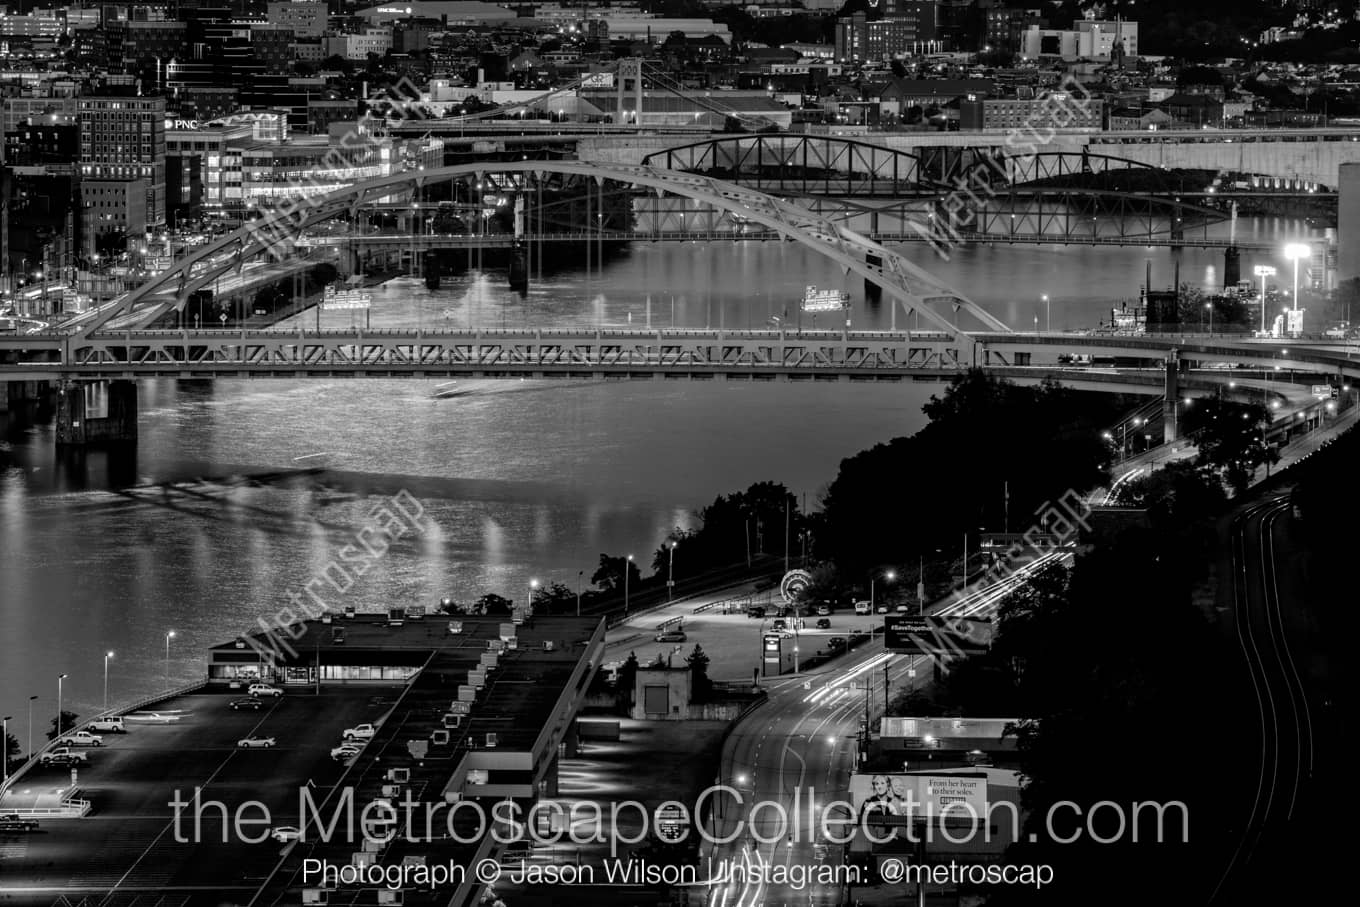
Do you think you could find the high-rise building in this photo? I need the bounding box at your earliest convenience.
[77,96,166,233]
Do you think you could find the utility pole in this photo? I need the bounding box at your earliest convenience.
[783,499,790,575]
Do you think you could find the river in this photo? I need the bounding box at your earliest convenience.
[0,219,1316,727]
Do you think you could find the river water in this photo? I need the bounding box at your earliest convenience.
[0,220,1314,726]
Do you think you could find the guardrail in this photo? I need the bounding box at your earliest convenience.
[656,615,684,631]
[7,798,92,818]
[0,679,208,802]
[694,594,751,615]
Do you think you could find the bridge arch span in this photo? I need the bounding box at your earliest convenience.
[82,161,1012,337]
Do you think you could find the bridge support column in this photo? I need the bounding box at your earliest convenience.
[1224,245,1241,288]
[864,252,882,300]
[423,251,441,290]
[55,380,137,447]
[1163,355,1180,443]
[509,244,529,293]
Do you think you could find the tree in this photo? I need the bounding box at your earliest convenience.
[46,711,78,741]
[3,730,20,772]
[686,644,713,702]
[592,554,642,592]
[1112,460,1227,526]
[531,581,577,615]
[474,593,513,616]
[618,651,640,700]
[437,596,466,614]
[1183,397,1278,493]
[821,370,1114,573]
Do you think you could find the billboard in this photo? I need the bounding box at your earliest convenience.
[849,773,987,822]
[883,615,993,657]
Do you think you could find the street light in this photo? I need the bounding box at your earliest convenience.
[1285,243,1309,333]
[1042,293,1050,332]
[1254,264,1276,334]
[870,569,896,631]
[27,695,37,757]
[56,673,68,742]
[164,631,175,690]
[2,715,12,783]
[623,554,634,615]
[667,541,678,601]
[1205,301,1214,333]
[103,651,114,712]
[528,578,540,612]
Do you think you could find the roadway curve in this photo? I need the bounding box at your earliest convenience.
[706,553,1065,907]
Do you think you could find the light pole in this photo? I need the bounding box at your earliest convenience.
[917,555,926,610]
[1285,243,1309,334]
[576,570,583,617]
[27,696,36,757]
[667,541,678,601]
[528,579,540,612]
[1254,264,1276,334]
[1042,293,1049,332]
[164,630,175,690]
[624,555,634,615]
[1205,302,1214,333]
[870,569,896,634]
[2,715,12,783]
[56,673,67,742]
[103,651,114,712]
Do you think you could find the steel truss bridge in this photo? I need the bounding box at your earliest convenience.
[16,161,1354,386]
[3,328,1357,385]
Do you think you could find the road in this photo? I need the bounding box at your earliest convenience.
[1213,497,1315,902]
[704,552,1067,907]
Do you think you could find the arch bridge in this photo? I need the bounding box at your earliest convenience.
[67,160,1010,338]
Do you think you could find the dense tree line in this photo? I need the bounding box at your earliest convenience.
[817,371,1117,575]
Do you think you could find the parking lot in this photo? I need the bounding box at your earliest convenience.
[0,685,392,900]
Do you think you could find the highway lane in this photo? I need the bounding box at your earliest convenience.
[706,552,1068,907]
[1212,498,1314,902]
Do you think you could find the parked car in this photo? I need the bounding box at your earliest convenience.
[0,813,39,833]
[237,736,277,748]
[827,637,847,651]
[853,600,871,615]
[342,724,377,742]
[39,747,88,766]
[771,618,787,630]
[247,684,283,698]
[654,630,687,643]
[815,604,831,616]
[67,730,104,747]
[331,744,362,761]
[875,605,888,614]
[229,697,265,711]
[816,618,831,630]
[270,825,301,843]
[87,717,126,733]
[894,604,909,613]
[746,606,766,619]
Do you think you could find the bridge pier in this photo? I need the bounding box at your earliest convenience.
[864,252,882,300]
[424,251,441,290]
[1163,354,1182,443]
[509,244,529,293]
[1224,245,1241,288]
[55,380,138,447]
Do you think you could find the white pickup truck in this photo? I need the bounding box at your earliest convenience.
[342,723,377,741]
[67,730,104,747]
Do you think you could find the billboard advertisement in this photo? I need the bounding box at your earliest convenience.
[884,615,993,657]
[849,773,987,822]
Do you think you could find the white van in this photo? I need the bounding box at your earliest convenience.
[88,716,126,733]
[853,600,872,615]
